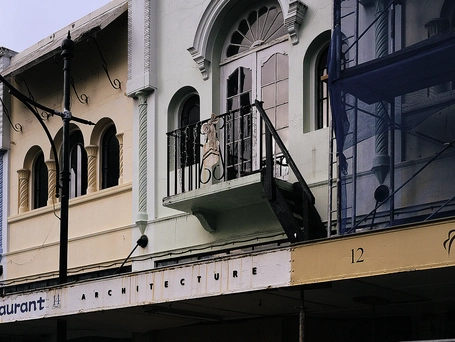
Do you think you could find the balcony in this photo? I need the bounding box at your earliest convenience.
[163,102,325,241]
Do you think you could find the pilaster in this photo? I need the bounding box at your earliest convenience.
[136,91,149,234]
[17,169,30,214]
[45,160,57,206]
[86,145,99,194]
[116,133,124,185]
[126,0,157,96]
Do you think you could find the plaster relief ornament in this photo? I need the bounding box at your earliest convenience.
[200,113,223,183]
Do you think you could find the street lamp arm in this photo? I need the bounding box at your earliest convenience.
[0,73,62,197]
[21,97,61,197]
[72,115,95,126]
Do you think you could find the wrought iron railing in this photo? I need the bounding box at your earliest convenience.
[166,102,292,196]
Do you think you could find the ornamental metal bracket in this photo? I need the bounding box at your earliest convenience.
[70,77,88,104]
[0,97,22,132]
[87,36,121,90]
[15,75,50,120]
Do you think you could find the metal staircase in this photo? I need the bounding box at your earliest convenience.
[256,100,325,243]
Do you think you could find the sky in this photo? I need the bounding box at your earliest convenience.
[0,0,112,53]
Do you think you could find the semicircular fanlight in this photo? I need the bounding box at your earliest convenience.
[226,6,287,58]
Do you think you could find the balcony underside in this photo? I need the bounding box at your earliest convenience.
[163,173,267,232]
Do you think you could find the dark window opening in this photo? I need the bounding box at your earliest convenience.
[316,46,330,130]
[33,152,48,209]
[180,95,200,167]
[102,125,119,189]
[68,130,87,198]
[226,67,253,179]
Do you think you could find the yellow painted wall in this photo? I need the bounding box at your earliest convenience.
[291,220,455,285]
[5,13,133,284]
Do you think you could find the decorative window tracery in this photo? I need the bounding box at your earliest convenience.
[226,6,287,58]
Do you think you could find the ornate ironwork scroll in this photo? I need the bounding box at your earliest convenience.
[71,77,88,104]
[15,75,49,120]
[87,36,121,90]
[0,97,22,132]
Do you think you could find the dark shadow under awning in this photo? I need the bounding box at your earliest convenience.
[2,0,127,77]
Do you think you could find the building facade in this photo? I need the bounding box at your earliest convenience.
[0,0,454,341]
[0,0,134,315]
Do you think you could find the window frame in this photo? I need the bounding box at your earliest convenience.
[179,94,201,168]
[67,130,88,199]
[33,151,48,209]
[101,125,120,190]
[315,44,330,130]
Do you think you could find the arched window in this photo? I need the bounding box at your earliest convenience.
[316,45,330,130]
[68,130,87,198]
[225,6,287,58]
[179,95,200,167]
[221,4,288,178]
[33,152,48,209]
[101,125,119,189]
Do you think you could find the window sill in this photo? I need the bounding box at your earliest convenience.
[8,182,132,224]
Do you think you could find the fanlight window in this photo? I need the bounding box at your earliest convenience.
[226,6,287,58]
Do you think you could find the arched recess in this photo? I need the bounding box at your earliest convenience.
[21,146,48,211]
[167,86,200,132]
[53,124,88,198]
[188,0,308,80]
[302,30,331,132]
[90,118,121,191]
[23,145,43,171]
[167,87,201,171]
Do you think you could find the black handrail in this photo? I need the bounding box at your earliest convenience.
[254,100,315,204]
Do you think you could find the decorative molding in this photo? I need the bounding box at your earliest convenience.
[188,47,210,81]
[137,91,149,226]
[0,47,17,59]
[86,145,99,194]
[285,0,308,45]
[45,160,57,206]
[192,208,216,233]
[188,0,302,79]
[187,0,227,81]
[126,0,157,95]
[425,18,449,37]
[127,0,133,81]
[116,133,124,185]
[18,169,30,214]
[144,0,151,74]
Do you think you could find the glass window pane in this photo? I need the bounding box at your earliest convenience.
[262,84,275,109]
[226,6,286,58]
[277,53,288,80]
[239,67,252,93]
[277,80,288,105]
[262,55,276,85]
[277,127,289,147]
[227,69,239,97]
[276,103,288,129]
[240,93,251,108]
[102,125,120,189]
[34,152,48,209]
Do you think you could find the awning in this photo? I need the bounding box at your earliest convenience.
[2,0,127,77]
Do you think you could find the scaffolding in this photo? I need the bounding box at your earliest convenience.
[329,0,455,234]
